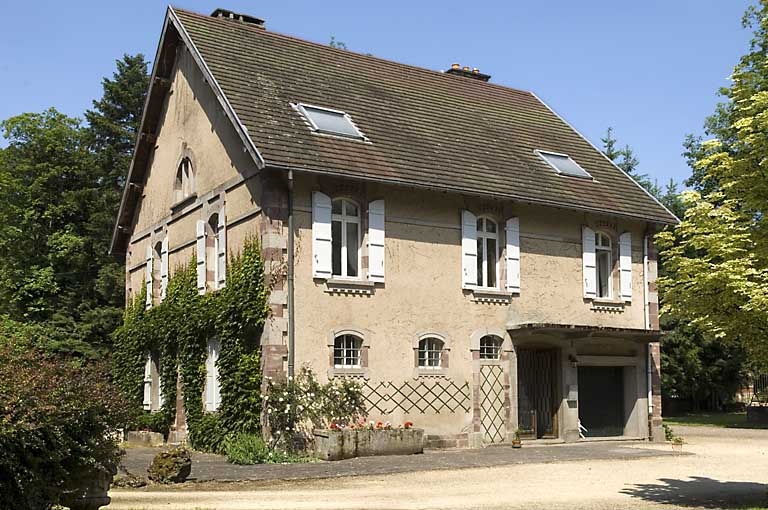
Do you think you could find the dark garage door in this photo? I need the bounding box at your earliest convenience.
[578,366,624,437]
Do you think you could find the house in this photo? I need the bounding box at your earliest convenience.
[112,7,677,447]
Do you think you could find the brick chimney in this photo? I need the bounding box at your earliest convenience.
[210,8,265,28]
[445,63,490,82]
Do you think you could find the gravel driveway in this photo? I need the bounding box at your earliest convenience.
[110,425,768,509]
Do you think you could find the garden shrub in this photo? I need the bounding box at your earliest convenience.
[225,433,271,464]
[224,433,309,464]
[190,412,227,455]
[0,339,132,510]
[264,366,366,449]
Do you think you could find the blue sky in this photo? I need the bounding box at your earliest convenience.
[0,1,754,186]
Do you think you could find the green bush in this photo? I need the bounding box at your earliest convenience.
[134,411,172,438]
[224,433,309,465]
[190,412,227,454]
[225,433,271,464]
[0,340,132,509]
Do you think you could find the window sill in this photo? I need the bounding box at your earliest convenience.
[590,298,626,312]
[170,193,198,212]
[327,367,369,379]
[324,278,376,296]
[466,288,513,304]
[412,368,448,379]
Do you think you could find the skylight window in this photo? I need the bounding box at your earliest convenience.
[535,150,592,179]
[296,103,365,139]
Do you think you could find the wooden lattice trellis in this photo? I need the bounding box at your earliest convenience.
[479,365,505,443]
[362,379,471,414]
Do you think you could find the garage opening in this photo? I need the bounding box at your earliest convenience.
[578,366,625,437]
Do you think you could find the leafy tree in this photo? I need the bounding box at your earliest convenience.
[661,315,748,411]
[657,1,768,368]
[0,54,148,356]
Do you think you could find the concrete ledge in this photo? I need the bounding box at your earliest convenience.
[425,433,468,449]
[125,430,164,447]
[314,429,424,461]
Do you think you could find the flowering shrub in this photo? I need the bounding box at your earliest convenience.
[264,366,366,448]
[0,340,132,509]
[328,419,413,431]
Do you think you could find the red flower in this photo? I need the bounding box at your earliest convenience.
[403,421,414,429]
[330,423,340,430]
[375,421,384,429]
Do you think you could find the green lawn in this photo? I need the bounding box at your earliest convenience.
[664,411,768,429]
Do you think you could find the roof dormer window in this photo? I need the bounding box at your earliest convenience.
[295,103,366,140]
[535,150,592,179]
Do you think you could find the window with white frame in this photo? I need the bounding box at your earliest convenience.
[174,157,195,203]
[476,217,498,288]
[333,334,362,368]
[296,103,366,139]
[479,335,503,360]
[331,198,360,278]
[595,232,612,298]
[197,209,226,293]
[205,338,221,412]
[418,337,444,369]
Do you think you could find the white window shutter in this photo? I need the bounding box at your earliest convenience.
[217,207,227,289]
[505,217,521,293]
[205,339,220,412]
[160,236,169,301]
[145,244,153,308]
[142,353,152,410]
[461,210,478,288]
[367,200,385,283]
[582,226,597,299]
[619,232,632,302]
[312,191,333,279]
[196,220,206,294]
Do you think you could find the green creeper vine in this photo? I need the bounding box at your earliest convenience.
[112,236,269,451]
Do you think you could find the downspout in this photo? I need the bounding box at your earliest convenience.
[644,235,653,419]
[287,170,295,378]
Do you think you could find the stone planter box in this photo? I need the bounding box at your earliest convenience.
[314,428,424,461]
[125,430,165,447]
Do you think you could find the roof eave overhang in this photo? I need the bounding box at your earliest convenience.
[109,6,265,257]
[263,163,678,227]
[507,322,663,342]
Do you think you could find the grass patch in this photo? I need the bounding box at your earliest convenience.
[664,411,768,429]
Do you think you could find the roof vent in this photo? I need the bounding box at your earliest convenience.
[210,8,265,28]
[445,63,491,82]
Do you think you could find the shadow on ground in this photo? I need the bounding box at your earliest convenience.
[621,476,768,508]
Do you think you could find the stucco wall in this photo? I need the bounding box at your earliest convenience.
[125,46,261,300]
[291,174,657,436]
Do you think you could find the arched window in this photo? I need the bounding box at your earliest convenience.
[331,198,360,278]
[418,337,444,369]
[479,335,503,360]
[333,334,362,368]
[174,157,195,203]
[207,213,219,286]
[595,232,612,298]
[476,217,498,288]
[153,241,163,298]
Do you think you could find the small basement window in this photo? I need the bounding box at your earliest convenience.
[535,150,592,179]
[296,103,365,139]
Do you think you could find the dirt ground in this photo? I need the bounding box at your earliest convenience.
[109,426,768,510]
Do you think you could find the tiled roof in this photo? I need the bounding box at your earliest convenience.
[173,8,677,225]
